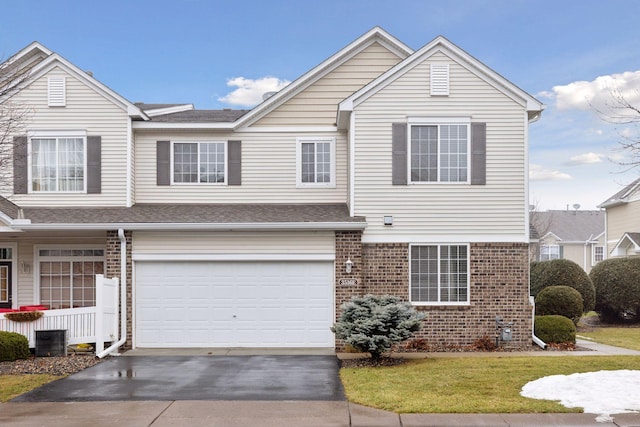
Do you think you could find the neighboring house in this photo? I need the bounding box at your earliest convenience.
[531,210,604,273]
[599,177,640,258]
[0,27,544,351]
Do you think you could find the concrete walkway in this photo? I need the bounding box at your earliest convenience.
[2,340,640,426]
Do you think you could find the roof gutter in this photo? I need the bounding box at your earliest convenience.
[11,221,368,231]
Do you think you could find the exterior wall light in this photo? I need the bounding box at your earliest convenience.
[383,216,393,226]
[345,259,353,274]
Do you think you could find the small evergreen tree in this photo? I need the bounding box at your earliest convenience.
[331,294,425,359]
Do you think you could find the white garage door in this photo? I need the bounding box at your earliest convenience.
[135,261,334,348]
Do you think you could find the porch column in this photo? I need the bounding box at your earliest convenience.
[106,230,132,350]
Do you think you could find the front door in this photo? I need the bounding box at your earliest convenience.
[0,261,11,309]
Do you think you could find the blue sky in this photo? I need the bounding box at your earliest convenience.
[2,0,640,210]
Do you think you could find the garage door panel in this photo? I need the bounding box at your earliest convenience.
[135,261,334,348]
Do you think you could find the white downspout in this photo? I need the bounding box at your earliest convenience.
[530,296,547,349]
[97,228,127,358]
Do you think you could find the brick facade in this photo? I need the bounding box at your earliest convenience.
[334,232,532,349]
[105,230,133,350]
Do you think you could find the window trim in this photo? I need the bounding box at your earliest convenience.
[592,245,604,265]
[296,137,336,188]
[170,140,228,185]
[27,130,88,194]
[409,243,470,306]
[34,245,106,309]
[407,117,471,184]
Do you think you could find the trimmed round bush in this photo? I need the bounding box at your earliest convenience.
[0,331,30,362]
[590,257,640,322]
[535,285,584,324]
[530,259,595,312]
[331,294,425,359]
[534,315,576,344]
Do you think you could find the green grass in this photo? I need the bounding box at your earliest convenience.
[579,327,640,351]
[0,374,60,402]
[340,356,640,413]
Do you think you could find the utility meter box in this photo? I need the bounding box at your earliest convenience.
[35,329,67,357]
[501,327,513,342]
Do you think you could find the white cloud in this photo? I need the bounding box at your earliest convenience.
[529,164,572,181]
[552,70,640,113]
[218,76,290,107]
[565,152,603,166]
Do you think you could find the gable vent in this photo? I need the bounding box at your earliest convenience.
[48,76,66,107]
[430,64,450,96]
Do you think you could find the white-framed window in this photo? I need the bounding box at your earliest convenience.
[593,246,604,264]
[172,141,227,184]
[408,119,470,183]
[540,244,561,261]
[296,137,336,187]
[36,247,105,309]
[410,244,469,305]
[29,132,86,193]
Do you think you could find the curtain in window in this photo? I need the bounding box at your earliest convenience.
[32,138,57,191]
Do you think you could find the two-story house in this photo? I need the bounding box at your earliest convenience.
[599,177,640,258]
[0,27,544,351]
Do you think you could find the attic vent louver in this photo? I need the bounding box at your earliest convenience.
[48,76,66,107]
[430,64,449,96]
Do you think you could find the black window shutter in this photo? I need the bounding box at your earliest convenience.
[392,123,407,185]
[157,141,171,186]
[86,136,102,194]
[13,136,28,194]
[228,140,241,185]
[470,123,486,185]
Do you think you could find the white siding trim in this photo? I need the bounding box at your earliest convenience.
[349,112,356,217]
[15,222,368,231]
[132,253,335,261]
[126,119,133,207]
[524,111,530,242]
[47,76,66,106]
[362,234,527,244]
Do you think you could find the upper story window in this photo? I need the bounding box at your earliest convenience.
[410,244,469,305]
[593,246,604,264]
[296,137,335,187]
[540,244,561,261]
[31,135,86,192]
[172,141,226,184]
[410,122,469,183]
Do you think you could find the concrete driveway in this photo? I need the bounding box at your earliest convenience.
[12,355,345,402]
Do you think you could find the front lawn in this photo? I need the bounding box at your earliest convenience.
[340,356,640,413]
[0,375,59,402]
[579,327,640,351]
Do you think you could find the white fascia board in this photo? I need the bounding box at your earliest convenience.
[540,231,562,242]
[234,27,413,129]
[339,37,544,117]
[361,234,528,244]
[27,54,148,120]
[144,104,195,117]
[13,221,368,231]
[133,253,335,262]
[132,121,235,130]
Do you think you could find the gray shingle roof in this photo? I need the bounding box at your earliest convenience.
[148,109,248,123]
[19,203,364,226]
[0,197,21,220]
[600,177,640,207]
[626,232,640,246]
[533,210,604,242]
[134,103,188,111]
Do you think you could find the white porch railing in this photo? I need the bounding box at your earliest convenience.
[0,275,120,351]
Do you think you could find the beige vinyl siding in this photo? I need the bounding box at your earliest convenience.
[15,235,106,306]
[254,42,403,127]
[606,200,640,254]
[132,231,335,255]
[7,67,130,206]
[561,243,590,272]
[134,130,347,203]
[353,52,527,241]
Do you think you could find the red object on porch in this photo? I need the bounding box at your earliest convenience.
[19,305,49,311]
[0,308,18,313]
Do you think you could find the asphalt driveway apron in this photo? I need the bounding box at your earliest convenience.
[12,355,345,402]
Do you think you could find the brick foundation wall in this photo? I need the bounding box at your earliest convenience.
[335,235,532,350]
[106,230,133,350]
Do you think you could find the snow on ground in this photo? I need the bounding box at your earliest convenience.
[521,370,640,422]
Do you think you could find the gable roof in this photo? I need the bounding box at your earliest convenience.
[337,35,545,129]
[611,232,640,256]
[599,177,640,208]
[533,210,604,242]
[3,42,147,120]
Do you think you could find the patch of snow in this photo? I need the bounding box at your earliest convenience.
[521,370,640,422]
